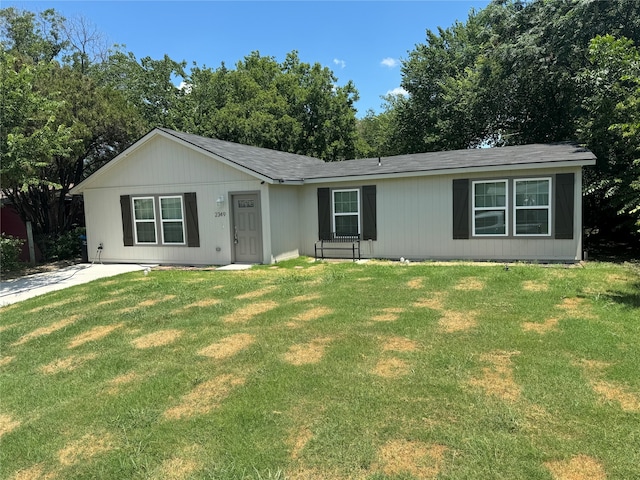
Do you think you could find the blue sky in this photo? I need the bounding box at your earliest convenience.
[5,1,490,116]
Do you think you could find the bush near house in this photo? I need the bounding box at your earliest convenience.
[37,227,85,261]
[0,234,24,272]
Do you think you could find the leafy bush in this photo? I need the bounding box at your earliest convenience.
[38,227,86,261]
[52,227,86,260]
[0,234,25,272]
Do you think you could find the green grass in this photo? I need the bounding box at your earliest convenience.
[1,259,639,479]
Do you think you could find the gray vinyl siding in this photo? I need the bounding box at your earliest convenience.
[82,135,264,265]
[267,185,301,262]
[298,166,583,262]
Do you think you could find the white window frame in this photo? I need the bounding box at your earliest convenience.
[472,179,509,237]
[332,188,360,238]
[159,195,186,245]
[513,177,552,237]
[132,196,158,244]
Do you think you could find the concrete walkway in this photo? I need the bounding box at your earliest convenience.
[0,263,147,307]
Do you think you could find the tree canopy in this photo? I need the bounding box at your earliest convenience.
[380,0,640,236]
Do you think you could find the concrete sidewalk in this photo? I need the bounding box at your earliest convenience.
[0,263,148,307]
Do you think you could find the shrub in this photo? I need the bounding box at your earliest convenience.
[52,227,85,260]
[1,234,25,272]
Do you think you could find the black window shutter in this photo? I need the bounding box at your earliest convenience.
[362,185,377,240]
[317,188,331,240]
[120,195,134,246]
[452,179,470,239]
[184,192,200,247]
[555,173,574,239]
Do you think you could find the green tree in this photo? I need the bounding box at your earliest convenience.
[94,49,187,130]
[1,8,146,256]
[579,35,640,233]
[0,7,67,63]
[185,51,359,161]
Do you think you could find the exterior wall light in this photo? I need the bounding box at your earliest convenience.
[217,195,225,207]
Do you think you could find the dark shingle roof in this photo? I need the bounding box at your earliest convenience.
[161,128,596,182]
[160,128,324,181]
[304,143,596,180]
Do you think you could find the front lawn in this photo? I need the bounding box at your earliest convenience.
[1,260,639,479]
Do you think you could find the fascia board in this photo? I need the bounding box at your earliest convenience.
[301,159,597,184]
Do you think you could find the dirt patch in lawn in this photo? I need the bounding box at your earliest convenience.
[11,316,80,347]
[117,295,176,313]
[9,464,56,480]
[139,295,177,307]
[382,336,419,352]
[438,310,477,333]
[590,380,640,412]
[58,432,115,466]
[557,297,596,319]
[454,277,485,291]
[293,306,333,323]
[407,278,424,289]
[290,293,322,303]
[372,357,410,378]
[575,358,613,371]
[132,329,183,349]
[572,358,638,411]
[605,273,631,284]
[287,466,354,480]
[172,298,221,314]
[163,373,246,420]
[68,323,124,349]
[0,356,15,367]
[223,301,278,323]
[0,413,20,438]
[372,307,405,322]
[26,297,82,313]
[545,454,606,480]
[374,439,447,479]
[469,350,521,402]
[523,317,559,334]
[0,303,19,313]
[40,353,98,375]
[522,280,549,292]
[235,286,276,300]
[158,456,200,480]
[283,337,334,366]
[187,298,221,308]
[413,293,446,311]
[290,426,313,459]
[198,333,255,360]
[105,371,143,395]
[0,323,18,333]
[96,298,119,307]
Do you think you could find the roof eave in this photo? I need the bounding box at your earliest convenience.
[301,159,597,184]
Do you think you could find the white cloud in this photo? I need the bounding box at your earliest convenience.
[333,58,346,69]
[381,57,400,68]
[386,87,409,97]
[178,81,192,94]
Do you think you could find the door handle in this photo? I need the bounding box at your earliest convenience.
[234,226,239,244]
